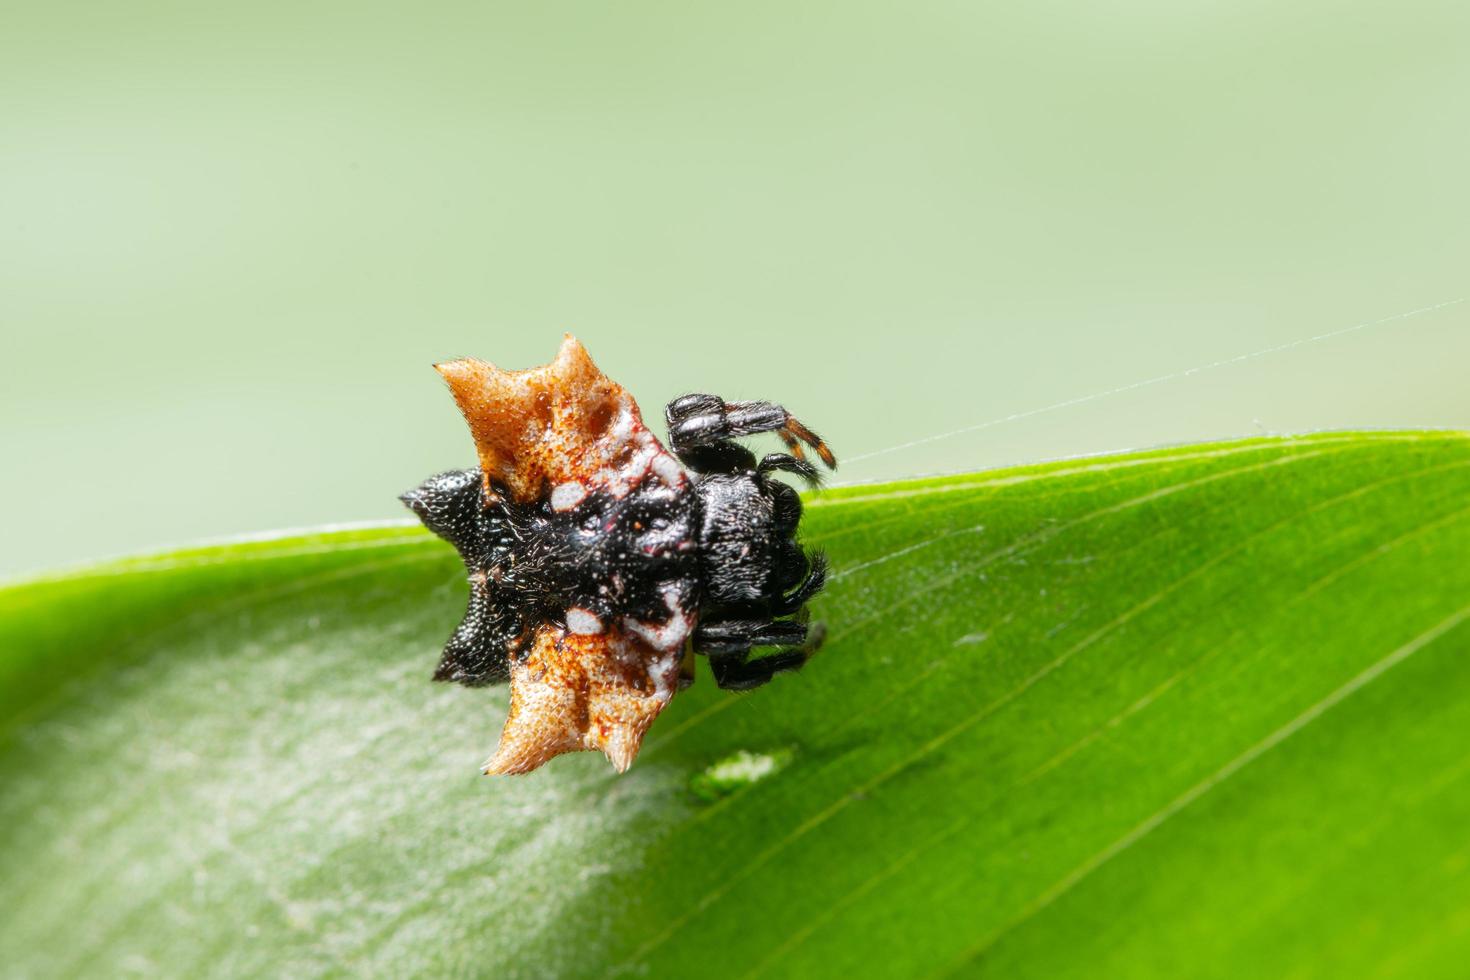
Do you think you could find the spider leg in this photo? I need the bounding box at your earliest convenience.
[671,439,758,477]
[758,452,821,486]
[666,394,836,470]
[695,619,826,691]
[695,618,809,652]
[708,649,809,691]
[772,550,827,617]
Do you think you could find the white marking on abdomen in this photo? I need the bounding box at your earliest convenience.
[567,607,604,635]
[550,481,589,512]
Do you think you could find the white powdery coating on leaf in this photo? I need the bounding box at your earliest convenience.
[702,749,789,787]
[0,605,695,979]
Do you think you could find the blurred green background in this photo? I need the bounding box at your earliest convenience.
[3,1,1467,578]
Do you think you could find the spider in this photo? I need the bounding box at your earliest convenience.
[400,336,835,774]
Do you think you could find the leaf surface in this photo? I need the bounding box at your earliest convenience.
[5,432,1470,978]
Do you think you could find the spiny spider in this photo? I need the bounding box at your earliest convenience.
[400,335,835,775]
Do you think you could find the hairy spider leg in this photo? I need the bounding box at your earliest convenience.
[696,621,828,692]
[666,393,837,471]
[758,452,822,485]
[696,618,810,652]
[771,550,828,617]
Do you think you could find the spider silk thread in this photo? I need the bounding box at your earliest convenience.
[842,297,1467,467]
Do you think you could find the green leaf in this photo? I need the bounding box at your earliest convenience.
[6,431,1470,978]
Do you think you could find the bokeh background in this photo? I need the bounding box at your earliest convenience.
[4,1,1468,578]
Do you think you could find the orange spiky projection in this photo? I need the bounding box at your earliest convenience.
[483,624,688,775]
[433,336,682,507]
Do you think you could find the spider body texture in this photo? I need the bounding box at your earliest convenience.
[400,336,834,774]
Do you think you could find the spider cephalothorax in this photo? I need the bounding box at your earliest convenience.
[400,336,834,775]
